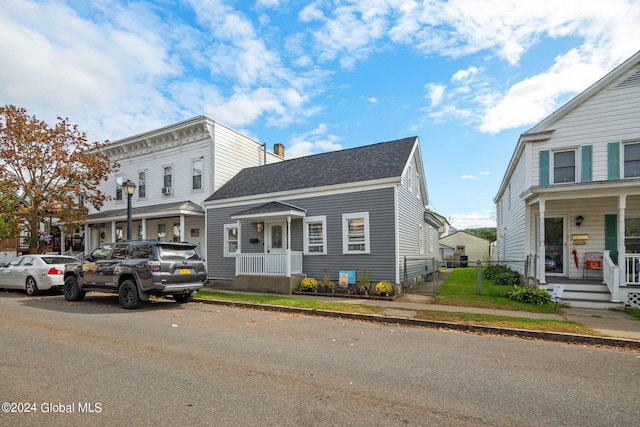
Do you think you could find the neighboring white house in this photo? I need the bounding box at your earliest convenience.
[74,116,283,255]
[494,50,640,309]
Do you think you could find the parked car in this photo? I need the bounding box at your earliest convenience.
[63,240,207,309]
[0,254,80,295]
[544,254,556,270]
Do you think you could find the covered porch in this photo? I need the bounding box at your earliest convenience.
[231,202,306,278]
[526,183,640,308]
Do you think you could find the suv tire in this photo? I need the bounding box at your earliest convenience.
[118,280,140,309]
[64,276,86,301]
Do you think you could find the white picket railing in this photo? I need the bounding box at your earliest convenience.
[235,251,303,277]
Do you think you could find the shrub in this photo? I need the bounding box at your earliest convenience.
[483,264,520,287]
[375,281,393,295]
[299,277,318,292]
[506,286,551,305]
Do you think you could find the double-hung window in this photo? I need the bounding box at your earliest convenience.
[116,176,123,200]
[163,166,173,193]
[342,212,370,254]
[138,170,146,198]
[304,216,326,255]
[553,150,576,183]
[192,159,203,190]
[224,224,239,257]
[624,142,640,178]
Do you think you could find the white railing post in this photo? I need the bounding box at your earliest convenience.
[603,250,620,302]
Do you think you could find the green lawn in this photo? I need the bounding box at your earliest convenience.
[434,267,561,313]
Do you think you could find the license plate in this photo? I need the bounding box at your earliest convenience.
[179,268,191,274]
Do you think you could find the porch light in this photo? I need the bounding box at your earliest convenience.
[575,215,584,228]
[256,222,263,233]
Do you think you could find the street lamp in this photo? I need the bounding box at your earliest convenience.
[122,179,136,240]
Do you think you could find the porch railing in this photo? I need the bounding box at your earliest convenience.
[235,251,303,277]
[624,253,640,286]
[603,250,620,302]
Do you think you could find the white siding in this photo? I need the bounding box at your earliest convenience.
[496,150,528,260]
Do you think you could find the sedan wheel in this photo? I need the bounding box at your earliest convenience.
[25,277,39,296]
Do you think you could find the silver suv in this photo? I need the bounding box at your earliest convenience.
[63,240,207,309]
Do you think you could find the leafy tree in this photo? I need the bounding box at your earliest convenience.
[466,227,497,242]
[0,105,118,253]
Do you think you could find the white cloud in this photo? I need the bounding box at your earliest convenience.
[461,174,478,180]
[479,171,490,175]
[425,83,445,107]
[451,66,480,82]
[286,124,342,158]
[450,211,496,229]
[368,97,378,104]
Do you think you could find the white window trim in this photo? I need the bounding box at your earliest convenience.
[551,149,577,184]
[223,224,240,257]
[138,169,147,199]
[342,212,370,254]
[192,158,203,191]
[623,140,640,178]
[303,216,327,255]
[163,164,173,192]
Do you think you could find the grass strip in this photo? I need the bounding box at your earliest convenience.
[196,290,598,336]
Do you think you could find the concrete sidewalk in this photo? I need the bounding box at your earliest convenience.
[199,288,640,347]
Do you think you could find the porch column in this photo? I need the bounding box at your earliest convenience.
[180,215,185,243]
[60,229,66,254]
[84,224,89,256]
[286,216,292,277]
[111,221,117,242]
[619,195,626,281]
[538,200,546,286]
[141,218,147,240]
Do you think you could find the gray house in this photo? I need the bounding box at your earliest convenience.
[202,136,439,294]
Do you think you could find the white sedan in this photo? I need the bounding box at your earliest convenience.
[0,254,79,295]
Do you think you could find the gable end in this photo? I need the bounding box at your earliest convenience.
[614,68,640,89]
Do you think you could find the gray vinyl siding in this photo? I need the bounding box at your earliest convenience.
[397,153,434,281]
[206,187,397,283]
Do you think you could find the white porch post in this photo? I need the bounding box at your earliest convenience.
[180,215,185,242]
[84,224,89,256]
[60,229,66,254]
[286,216,292,277]
[141,218,147,240]
[618,195,627,283]
[111,220,117,242]
[538,200,546,286]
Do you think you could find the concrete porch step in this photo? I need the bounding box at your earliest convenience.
[546,282,624,309]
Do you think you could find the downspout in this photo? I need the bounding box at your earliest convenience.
[263,143,267,165]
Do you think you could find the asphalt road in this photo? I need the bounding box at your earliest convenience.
[1,291,639,427]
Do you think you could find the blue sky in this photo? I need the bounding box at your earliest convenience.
[2,1,639,229]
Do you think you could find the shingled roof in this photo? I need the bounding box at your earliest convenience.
[205,136,418,202]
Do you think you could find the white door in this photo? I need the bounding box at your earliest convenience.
[265,222,286,254]
[265,222,286,275]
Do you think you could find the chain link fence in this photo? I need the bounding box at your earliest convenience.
[403,257,536,296]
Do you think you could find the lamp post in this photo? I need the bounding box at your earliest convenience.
[122,179,137,240]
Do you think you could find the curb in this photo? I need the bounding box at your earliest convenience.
[195,298,640,350]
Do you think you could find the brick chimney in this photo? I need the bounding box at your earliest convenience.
[274,143,285,158]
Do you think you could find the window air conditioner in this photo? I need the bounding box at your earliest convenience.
[162,187,172,195]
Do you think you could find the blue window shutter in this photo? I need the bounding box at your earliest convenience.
[608,142,620,180]
[581,145,592,182]
[539,150,550,186]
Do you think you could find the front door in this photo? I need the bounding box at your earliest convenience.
[265,222,286,254]
[545,216,566,275]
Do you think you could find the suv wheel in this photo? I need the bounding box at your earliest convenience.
[25,276,40,296]
[118,280,140,309]
[63,276,86,301]
[173,293,193,304]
